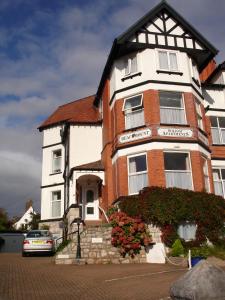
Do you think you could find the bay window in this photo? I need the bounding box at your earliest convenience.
[51,191,61,217]
[210,116,225,144]
[195,100,203,130]
[164,152,193,190]
[123,94,144,129]
[158,50,178,71]
[52,149,62,173]
[128,153,148,194]
[159,91,186,124]
[203,157,210,192]
[213,168,225,198]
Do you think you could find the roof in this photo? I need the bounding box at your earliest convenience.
[39,95,101,131]
[94,0,218,106]
[71,160,104,172]
[204,61,225,84]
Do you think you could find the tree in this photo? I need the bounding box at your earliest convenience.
[0,208,11,231]
[28,212,40,230]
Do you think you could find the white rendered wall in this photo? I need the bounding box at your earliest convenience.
[14,206,35,230]
[41,185,64,220]
[41,144,64,186]
[203,88,225,110]
[69,125,102,168]
[109,48,199,101]
[43,126,62,147]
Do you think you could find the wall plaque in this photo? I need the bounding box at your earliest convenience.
[92,237,103,243]
[158,127,193,138]
[119,128,151,144]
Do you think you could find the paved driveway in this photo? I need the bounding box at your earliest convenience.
[0,253,187,300]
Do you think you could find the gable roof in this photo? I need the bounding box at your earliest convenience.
[71,160,104,172]
[94,0,218,106]
[38,95,101,131]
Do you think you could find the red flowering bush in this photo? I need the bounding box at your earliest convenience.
[109,211,152,257]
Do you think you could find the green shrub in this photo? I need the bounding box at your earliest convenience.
[56,239,71,253]
[119,186,225,247]
[191,246,210,258]
[171,239,184,257]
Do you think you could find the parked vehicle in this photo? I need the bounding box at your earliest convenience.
[22,230,55,256]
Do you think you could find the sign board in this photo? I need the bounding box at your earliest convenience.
[119,128,151,144]
[91,237,103,244]
[157,127,193,138]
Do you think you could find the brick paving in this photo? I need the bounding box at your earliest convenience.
[0,253,188,300]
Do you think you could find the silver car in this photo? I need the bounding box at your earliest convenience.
[22,230,55,256]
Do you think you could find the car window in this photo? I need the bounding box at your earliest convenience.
[26,231,50,238]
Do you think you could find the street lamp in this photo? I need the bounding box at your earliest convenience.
[72,217,84,259]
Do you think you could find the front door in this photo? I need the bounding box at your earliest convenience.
[84,186,99,220]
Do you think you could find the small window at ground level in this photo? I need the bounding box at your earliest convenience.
[87,207,94,215]
[86,190,94,203]
[178,222,197,241]
[51,191,61,218]
[164,153,190,171]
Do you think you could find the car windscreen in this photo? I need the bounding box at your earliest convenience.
[26,231,50,238]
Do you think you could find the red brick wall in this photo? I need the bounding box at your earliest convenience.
[148,150,166,187]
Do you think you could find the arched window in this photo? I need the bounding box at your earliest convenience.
[86,190,94,203]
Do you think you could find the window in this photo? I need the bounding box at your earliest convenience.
[124,55,137,76]
[52,149,62,173]
[158,50,178,71]
[51,191,61,217]
[213,168,225,198]
[195,100,203,130]
[203,158,210,192]
[128,153,148,194]
[178,222,197,241]
[210,116,225,144]
[164,152,193,190]
[123,95,144,129]
[159,91,186,124]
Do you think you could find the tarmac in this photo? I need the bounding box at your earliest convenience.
[0,253,188,300]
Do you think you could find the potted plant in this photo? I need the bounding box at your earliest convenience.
[190,247,209,267]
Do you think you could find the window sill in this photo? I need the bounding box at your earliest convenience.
[121,72,142,81]
[123,125,146,133]
[156,70,183,76]
[212,144,225,146]
[160,123,189,127]
[50,172,62,176]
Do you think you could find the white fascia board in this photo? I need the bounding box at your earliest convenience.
[206,111,225,117]
[112,141,210,164]
[110,83,202,110]
[211,160,225,167]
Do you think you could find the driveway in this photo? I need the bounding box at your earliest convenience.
[0,253,187,300]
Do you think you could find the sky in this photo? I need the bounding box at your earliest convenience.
[0,0,225,218]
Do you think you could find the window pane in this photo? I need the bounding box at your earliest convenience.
[213,169,221,180]
[129,155,147,173]
[210,116,218,127]
[169,53,178,70]
[222,169,225,180]
[124,60,130,75]
[164,153,189,170]
[53,149,62,172]
[159,92,182,108]
[52,201,61,217]
[86,190,94,203]
[126,109,144,129]
[87,207,94,215]
[178,223,196,240]
[219,117,225,128]
[159,51,169,69]
[52,191,61,200]
[130,56,137,73]
[124,95,142,110]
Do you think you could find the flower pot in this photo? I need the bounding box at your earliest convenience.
[191,256,205,267]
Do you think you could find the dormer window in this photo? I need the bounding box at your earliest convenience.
[123,94,144,130]
[158,50,178,71]
[124,55,137,76]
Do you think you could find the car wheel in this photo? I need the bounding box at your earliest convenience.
[22,252,27,257]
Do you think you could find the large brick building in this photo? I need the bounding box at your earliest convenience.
[39,1,225,235]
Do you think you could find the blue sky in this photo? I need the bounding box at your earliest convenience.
[0,0,225,218]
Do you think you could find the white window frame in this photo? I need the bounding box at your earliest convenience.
[164,151,194,190]
[202,157,210,193]
[195,100,203,130]
[52,149,62,173]
[124,54,138,76]
[210,116,225,145]
[178,222,197,241]
[212,167,225,198]
[127,152,148,195]
[157,49,179,72]
[159,91,187,125]
[123,94,144,130]
[51,190,61,218]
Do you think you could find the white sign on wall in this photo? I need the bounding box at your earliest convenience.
[157,127,193,138]
[119,128,152,144]
[92,238,103,243]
